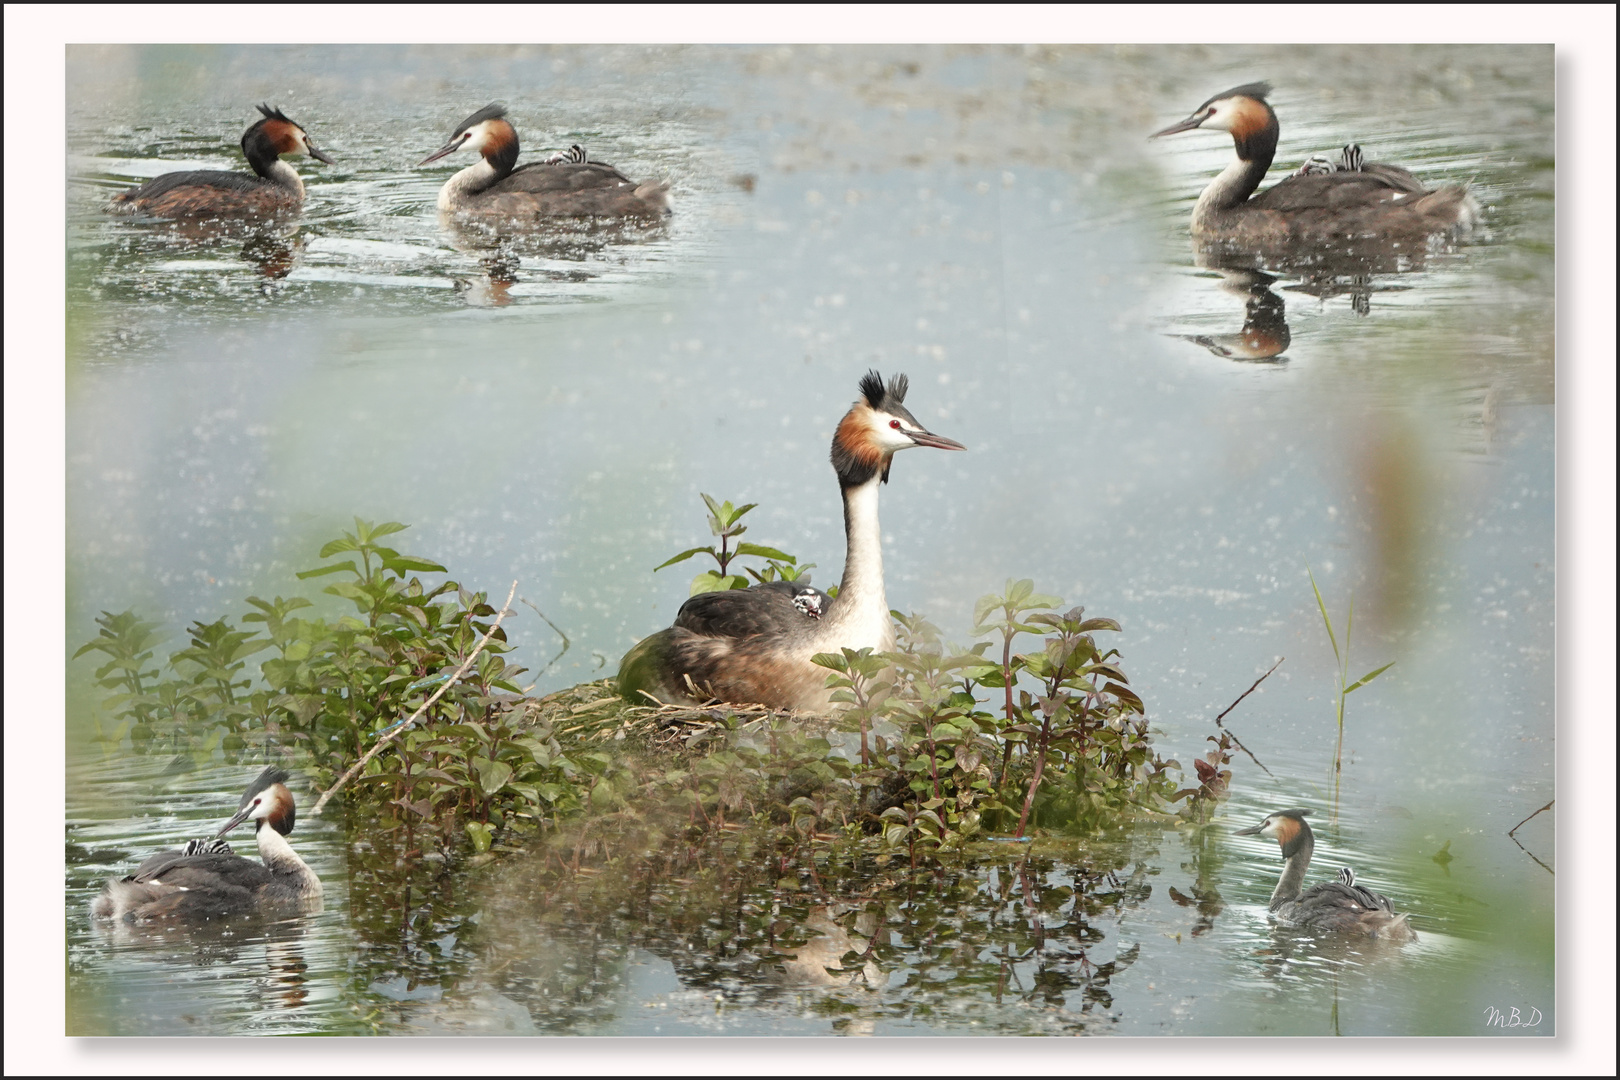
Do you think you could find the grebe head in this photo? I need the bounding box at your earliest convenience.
[1151,82,1276,144]
[215,766,297,839]
[1234,807,1313,856]
[246,104,334,166]
[418,102,518,167]
[832,371,965,486]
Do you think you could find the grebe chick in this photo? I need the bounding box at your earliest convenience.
[617,371,964,712]
[418,103,671,218]
[1292,143,1364,178]
[92,767,322,923]
[1152,83,1476,243]
[109,105,333,219]
[1235,809,1416,941]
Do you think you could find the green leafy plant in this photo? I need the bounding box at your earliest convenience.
[652,493,811,595]
[74,610,169,748]
[970,580,1062,789]
[813,646,896,767]
[73,520,568,844]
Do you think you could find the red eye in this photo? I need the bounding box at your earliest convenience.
[889,420,901,429]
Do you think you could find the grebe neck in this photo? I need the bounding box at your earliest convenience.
[1271,830,1314,911]
[827,474,894,652]
[439,157,503,210]
[1190,117,1277,227]
[243,156,306,196]
[1193,155,1271,229]
[256,823,322,897]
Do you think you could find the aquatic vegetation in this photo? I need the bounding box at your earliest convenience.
[651,494,812,595]
[76,520,557,832]
[1307,565,1394,817]
[75,502,1244,878]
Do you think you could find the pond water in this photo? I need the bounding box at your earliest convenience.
[60,44,1556,1040]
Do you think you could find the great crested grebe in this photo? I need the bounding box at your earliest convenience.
[109,105,333,218]
[418,103,671,218]
[1235,809,1417,941]
[92,767,321,923]
[1151,83,1476,243]
[617,371,964,712]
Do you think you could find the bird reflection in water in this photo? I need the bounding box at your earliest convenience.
[1175,267,1291,363]
[438,215,668,308]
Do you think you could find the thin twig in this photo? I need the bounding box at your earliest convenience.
[519,596,571,678]
[1508,799,1554,839]
[310,580,517,816]
[1213,657,1282,776]
[1214,657,1283,726]
[1507,800,1555,876]
[1509,832,1554,876]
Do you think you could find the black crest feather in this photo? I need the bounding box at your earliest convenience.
[455,102,509,136]
[255,104,294,123]
[859,370,885,408]
[1203,81,1273,108]
[858,370,909,410]
[240,766,291,808]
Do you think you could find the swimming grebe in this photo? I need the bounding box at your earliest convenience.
[1235,809,1416,941]
[1151,83,1476,243]
[109,105,333,219]
[418,103,671,218]
[92,767,322,923]
[617,371,964,712]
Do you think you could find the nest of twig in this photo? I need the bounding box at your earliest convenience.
[504,679,831,753]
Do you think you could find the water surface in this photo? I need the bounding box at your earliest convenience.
[64,44,1554,1038]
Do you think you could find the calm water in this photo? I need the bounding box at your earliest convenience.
[63,44,1554,1037]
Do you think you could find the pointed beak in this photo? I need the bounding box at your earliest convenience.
[216,805,254,838]
[908,429,966,451]
[307,142,335,165]
[1233,822,1263,835]
[1150,114,1206,140]
[418,137,464,167]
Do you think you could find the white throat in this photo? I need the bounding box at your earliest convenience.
[827,474,894,652]
[438,157,500,210]
[265,158,305,197]
[1193,156,1258,226]
[257,825,322,896]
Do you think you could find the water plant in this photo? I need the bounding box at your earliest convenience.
[651,493,811,595]
[1307,565,1394,818]
[73,500,1237,872]
[75,520,560,834]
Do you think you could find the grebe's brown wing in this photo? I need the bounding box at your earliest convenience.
[498,161,637,194]
[1358,162,1429,194]
[674,582,829,639]
[1344,881,1399,915]
[116,170,275,202]
[1299,878,1398,915]
[127,851,274,891]
[1252,171,1427,213]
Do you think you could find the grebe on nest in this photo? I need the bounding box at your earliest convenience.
[418,103,671,218]
[93,767,321,923]
[617,371,964,712]
[110,105,333,218]
[1235,809,1417,941]
[1151,83,1476,244]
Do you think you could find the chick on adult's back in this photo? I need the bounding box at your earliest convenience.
[92,767,322,924]
[1151,82,1476,244]
[618,371,964,712]
[419,103,671,218]
[1235,809,1416,941]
